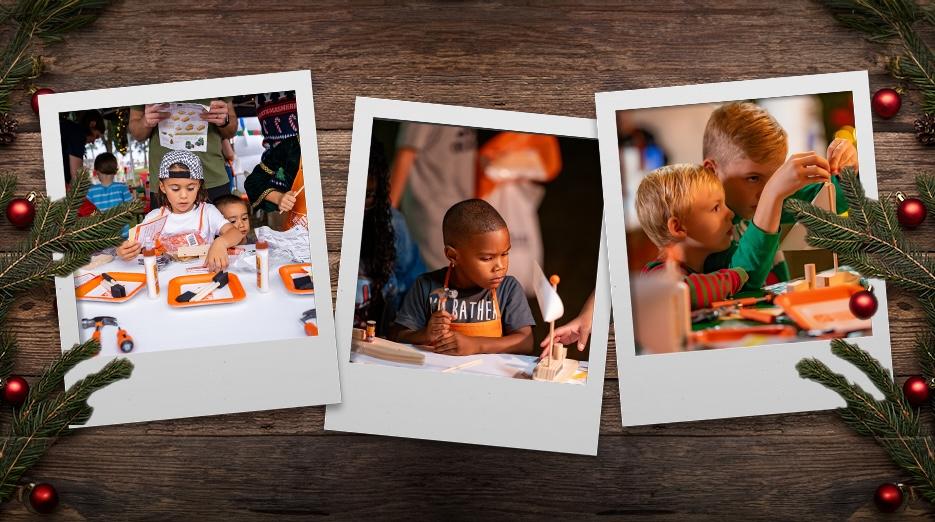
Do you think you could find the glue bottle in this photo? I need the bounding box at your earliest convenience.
[143,246,159,299]
[256,240,270,292]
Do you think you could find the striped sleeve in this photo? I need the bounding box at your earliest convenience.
[684,268,748,309]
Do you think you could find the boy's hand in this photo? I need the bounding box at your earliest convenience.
[765,152,831,200]
[433,331,480,356]
[827,138,858,174]
[143,104,170,128]
[425,310,452,343]
[278,191,298,213]
[116,240,142,261]
[205,241,230,272]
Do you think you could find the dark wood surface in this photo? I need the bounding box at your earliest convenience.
[1,1,934,518]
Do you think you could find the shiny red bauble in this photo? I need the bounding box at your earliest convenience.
[1,375,29,407]
[896,196,927,229]
[849,290,878,320]
[5,195,36,228]
[30,87,55,115]
[874,483,904,513]
[28,482,59,514]
[872,88,902,119]
[903,376,931,407]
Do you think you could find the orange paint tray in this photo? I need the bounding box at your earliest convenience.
[691,325,797,346]
[279,263,314,294]
[75,272,146,303]
[167,272,246,308]
[774,283,870,331]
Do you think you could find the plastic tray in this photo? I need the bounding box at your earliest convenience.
[278,263,314,295]
[774,283,869,331]
[75,272,146,303]
[167,272,246,308]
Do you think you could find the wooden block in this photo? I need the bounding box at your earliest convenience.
[532,358,579,382]
[816,271,859,288]
[803,264,816,289]
[351,328,425,365]
[177,244,210,258]
[789,280,811,293]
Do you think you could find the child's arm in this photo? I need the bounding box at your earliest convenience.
[683,268,748,310]
[434,326,534,356]
[205,223,244,271]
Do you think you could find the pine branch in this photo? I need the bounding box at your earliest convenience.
[797,340,935,502]
[0,329,16,381]
[819,0,935,110]
[918,173,935,213]
[16,339,99,417]
[784,171,935,300]
[0,350,132,502]
[0,0,112,112]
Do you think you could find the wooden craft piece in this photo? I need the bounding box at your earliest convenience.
[815,271,859,288]
[533,341,579,382]
[804,263,817,290]
[780,182,834,252]
[177,244,210,259]
[351,328,425,365]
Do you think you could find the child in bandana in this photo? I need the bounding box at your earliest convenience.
[116,150,244,271]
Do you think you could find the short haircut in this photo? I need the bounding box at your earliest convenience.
[93,152,118,175]
[213,194,249,212]
[702,102,788,167]
[636,164,723,247]
[442,199,508,247]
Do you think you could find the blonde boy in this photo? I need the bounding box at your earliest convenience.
[637,164,748,310]
[701,102,852,287]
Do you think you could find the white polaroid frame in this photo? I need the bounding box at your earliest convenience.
[39,71,341,426]
[325,98,610,454]
[596,71,892,426]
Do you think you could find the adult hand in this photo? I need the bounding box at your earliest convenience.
[539,315,592,358]
[143,104,171,128]
[200,100,230,127]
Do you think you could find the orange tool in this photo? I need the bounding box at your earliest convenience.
[710,295,773,309]
[738,308,777,324]
[80,316,135,353]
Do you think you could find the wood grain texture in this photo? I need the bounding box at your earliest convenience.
[1,0,934,518]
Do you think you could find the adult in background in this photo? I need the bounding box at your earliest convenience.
[59,110,104,186]
[128,98,237,205]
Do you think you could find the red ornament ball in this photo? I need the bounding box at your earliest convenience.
[28,482,59,514]
[903,376,931,407]
[1,375,29,407]
[849,290,878,320]
[874,483,904,513]
[897,197,927,229]
[872,88,902,119]
[6,195,36,228]
[30,87,55,115]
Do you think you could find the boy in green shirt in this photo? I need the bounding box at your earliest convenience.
[701,102,856,288]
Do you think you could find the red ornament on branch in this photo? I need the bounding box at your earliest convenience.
[874,483,905,513]
[20,482,59,514]
[895,192,927,229]
[903,376,931,407]
[5,191,37,229]
[849,290,878,320]
[871,88,902,119]
[30,87,54,115]
[1,375,29,407]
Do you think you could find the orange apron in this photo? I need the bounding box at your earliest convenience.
[152,204,206,254]
[285,159,308,230]
[441,266,503,338]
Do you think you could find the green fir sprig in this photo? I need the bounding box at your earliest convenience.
[0,0,111,113]
[787,169,935,505]
[819,0,935,113]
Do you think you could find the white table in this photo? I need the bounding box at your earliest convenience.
[350,343,588,384]
[74,251,317,356]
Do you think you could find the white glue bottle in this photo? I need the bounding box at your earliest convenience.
[143,247,159,299]
[256,240,270,292]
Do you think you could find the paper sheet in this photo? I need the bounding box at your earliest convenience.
[533,262,564,322]
[158,103,210,152]
[131,213,169,247]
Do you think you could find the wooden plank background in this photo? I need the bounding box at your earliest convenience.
[2,1,934,518]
